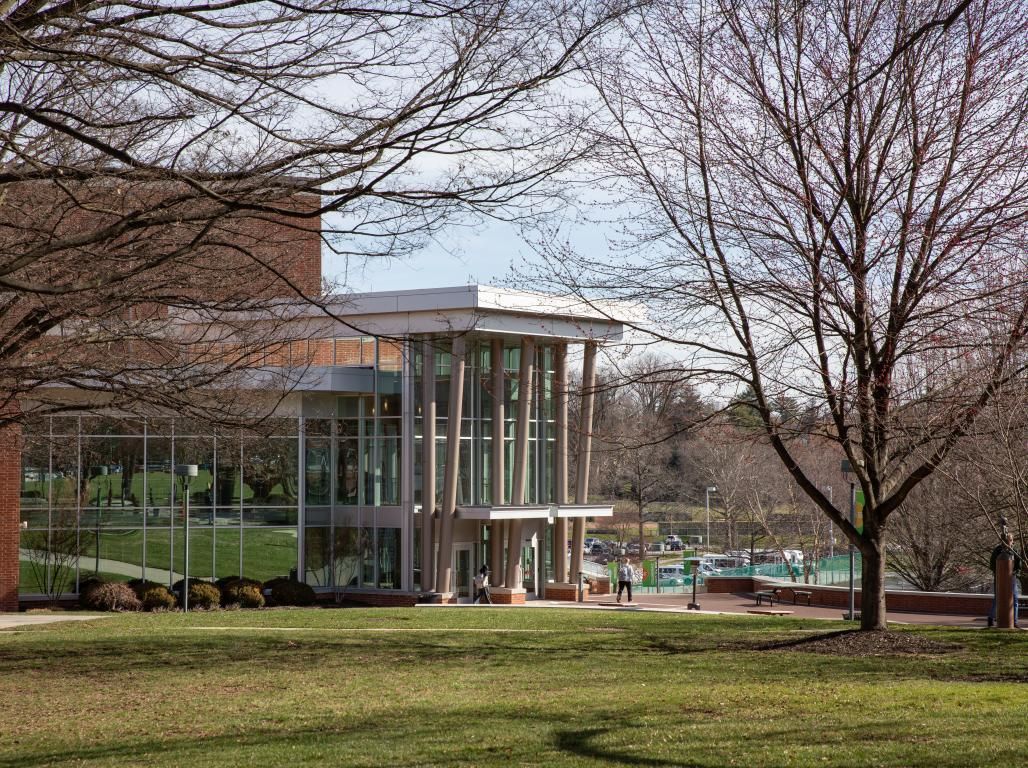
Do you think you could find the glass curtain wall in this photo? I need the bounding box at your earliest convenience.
[302,338,405,591]
[410,338,557,590]
[19,416,299,596]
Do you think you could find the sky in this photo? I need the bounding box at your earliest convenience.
[325,210,619,295]
[328,219,527,293]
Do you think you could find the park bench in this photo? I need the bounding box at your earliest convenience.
[781,587,813,606]
[755,587,813,607]
[754,590,778,606]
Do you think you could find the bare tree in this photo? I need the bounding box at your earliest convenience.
[533,0,1028,630]
[0,1,631,426]
[888,474,981,592]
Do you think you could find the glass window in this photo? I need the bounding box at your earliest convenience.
[242,436,298,506]
[337,438,359,504]
[305,440,332,506]
[379,438,401,506]
[241,527,297,583]
[376,528,400,589]
[333,526,360,588]
[304,527,331,587]
[213,528,242,580]
[361,524,375,585]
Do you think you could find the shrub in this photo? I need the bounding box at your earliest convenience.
[140,585,177,612]
[78,575,108,608]
[220,579,265,608]
[127,579,164,599]
[84,582,142,612]
[227,583,265,609]
[185,582,221,610]
[267,579,316,607]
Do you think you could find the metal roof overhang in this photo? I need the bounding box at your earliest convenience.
[456,505,552,520]
[555,504,614,519]
[452,504,614,520]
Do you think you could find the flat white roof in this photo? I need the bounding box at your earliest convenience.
[309,284,628,342]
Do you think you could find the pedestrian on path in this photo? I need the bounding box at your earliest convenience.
[617,559,634,603]
[474,565,492,604]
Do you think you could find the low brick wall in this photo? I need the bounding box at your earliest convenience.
[589,578,611,596]
[706,576,992,616]
[545,583,579,601]
[491,589,527,605]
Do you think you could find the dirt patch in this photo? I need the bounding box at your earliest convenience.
[762,629,962,657]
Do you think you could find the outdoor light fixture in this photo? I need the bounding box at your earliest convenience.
[175,464,199,611]
[705,486,717,553]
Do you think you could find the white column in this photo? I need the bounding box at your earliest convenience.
[434,335,466,594]
[553,343,569,583]
[505,338,534,589]
[570,341,597,583]
[489,339,505,588]
[420,339,436,592]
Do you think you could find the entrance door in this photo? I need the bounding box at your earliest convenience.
[453,544,473,602]
[521,543,536,595]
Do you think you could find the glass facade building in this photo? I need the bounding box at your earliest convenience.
[14,286,624,604]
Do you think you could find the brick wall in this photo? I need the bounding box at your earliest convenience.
[544,584,579,601]
[705,576,992,615]
[0,419,22,612]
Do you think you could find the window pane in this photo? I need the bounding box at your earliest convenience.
[376,528,400,589]
[333,526,360,588]
[304,527,331,587]
[241,527,297,583]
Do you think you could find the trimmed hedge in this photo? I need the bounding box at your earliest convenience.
[185,582,221,610]
[140,585,177,612]
[220,578,265,608]
[266,578,316,607]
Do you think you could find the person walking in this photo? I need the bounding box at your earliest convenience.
[988,533,1022,627]
[474,565,492,604]
[616,559,635,603]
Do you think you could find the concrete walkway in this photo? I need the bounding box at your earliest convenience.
[0,612,109,630]
[578,590,989,627]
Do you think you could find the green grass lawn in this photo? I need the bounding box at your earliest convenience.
[2,609,1026,767]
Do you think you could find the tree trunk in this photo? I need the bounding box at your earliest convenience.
[859,535,888,631]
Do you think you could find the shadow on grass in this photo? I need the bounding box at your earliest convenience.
[553,726,702,767]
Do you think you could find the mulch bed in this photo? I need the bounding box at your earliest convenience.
[762,629,963,657]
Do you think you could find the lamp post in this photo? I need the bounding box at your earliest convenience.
[94,465,109,575]
[841,460,857,621]
[705,486,717,553]
[824,486,834,560]
[175,464,198,611]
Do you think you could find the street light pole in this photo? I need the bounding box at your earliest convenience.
[841,460,857,621]
[848,479,855,620]
[705,486,717,553]
[175,464,198,611]
[825,486,834,560]
[94,465,108,575]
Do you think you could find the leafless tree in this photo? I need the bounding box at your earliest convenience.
[0,1,631,427]
[532,0,1028,629]
[888,473,981,592]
